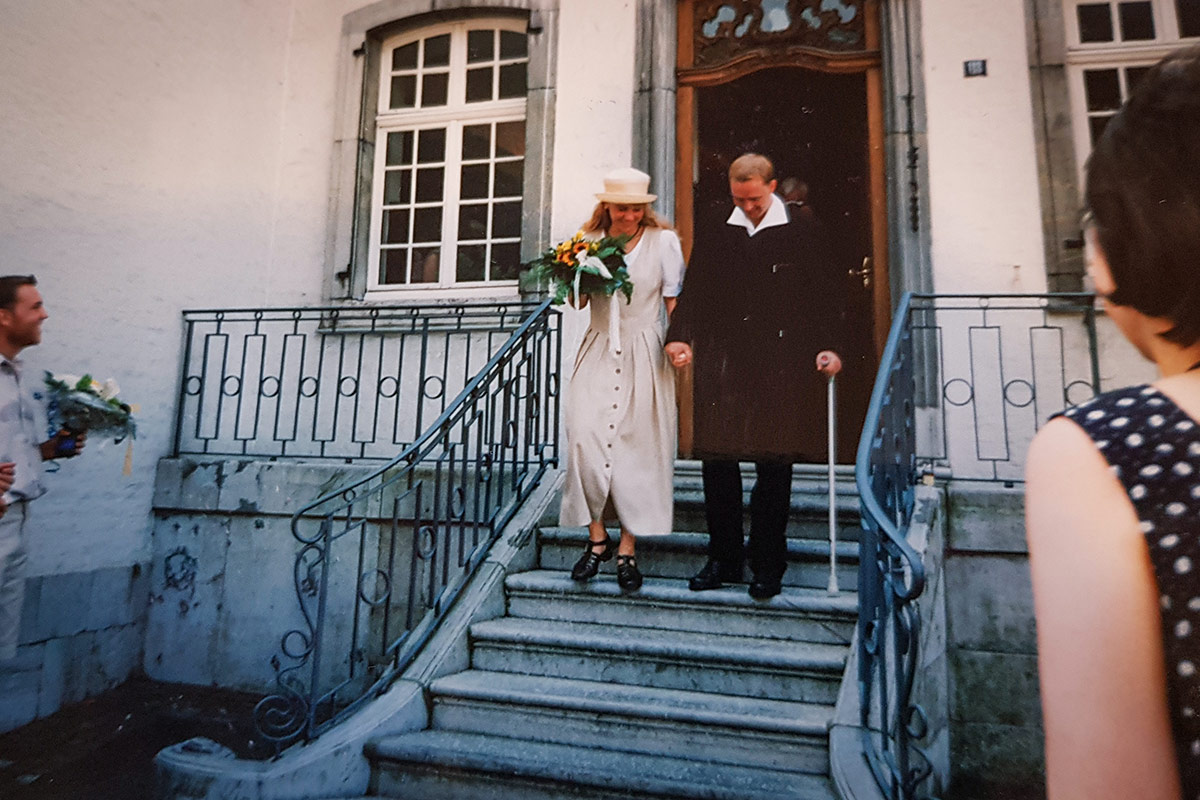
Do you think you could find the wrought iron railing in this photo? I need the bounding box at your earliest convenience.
[251,299,560,748]
[855,292,1098,799]
[173,302,543,460]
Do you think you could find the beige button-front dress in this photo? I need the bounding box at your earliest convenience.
[560,227,685,535]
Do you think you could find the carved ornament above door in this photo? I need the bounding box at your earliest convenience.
[679,0,880,85]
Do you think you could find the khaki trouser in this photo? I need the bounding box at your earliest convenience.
[0,502,29,661]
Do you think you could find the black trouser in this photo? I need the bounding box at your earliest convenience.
[700,459,792,580]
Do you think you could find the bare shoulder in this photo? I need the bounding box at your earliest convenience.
[1026,414,1139,546]
[1026,415,1108,481]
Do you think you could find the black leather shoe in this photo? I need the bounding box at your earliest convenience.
[571,536,615,581]
[748,575,783,599]
[688,559,743,591]
[616,555,643,592]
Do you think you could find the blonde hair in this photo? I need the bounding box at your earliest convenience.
[729,153,775,184]
[581,202,673,234]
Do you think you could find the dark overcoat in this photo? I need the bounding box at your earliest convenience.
[666,208,846,462]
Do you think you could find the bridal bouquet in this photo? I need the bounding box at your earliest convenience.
[44,372,137,443]
[525,232,634,306]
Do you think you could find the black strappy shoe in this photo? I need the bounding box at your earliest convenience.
[571,536,615,581]
[616,554,643,592]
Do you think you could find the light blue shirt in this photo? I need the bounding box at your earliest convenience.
[0,356,47,503]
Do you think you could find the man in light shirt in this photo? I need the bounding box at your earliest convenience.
[665,153,844,599]
[0,275,84,663]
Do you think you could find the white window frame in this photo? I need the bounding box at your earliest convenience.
[366,17,528,300]
[1063,0,1200,185]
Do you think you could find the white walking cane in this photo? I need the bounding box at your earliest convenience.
[826,373,839,595]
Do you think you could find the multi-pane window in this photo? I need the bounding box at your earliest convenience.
[369,19,528,293]
[1065,1,1200,174]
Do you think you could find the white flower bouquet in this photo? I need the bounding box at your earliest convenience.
[44,372,137,443]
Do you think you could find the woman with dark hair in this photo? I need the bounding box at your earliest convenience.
[559,168,685,592]
[1027,46,1200,799]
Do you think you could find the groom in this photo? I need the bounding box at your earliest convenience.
[665,153,844,599]
[0,276,84,664]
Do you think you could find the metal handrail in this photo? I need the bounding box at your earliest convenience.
[854,291,1100,799]
[252,298,561,749]
[855,291,925,599]
[854,292,931,799]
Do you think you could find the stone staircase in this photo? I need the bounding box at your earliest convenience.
[361,463,861,800]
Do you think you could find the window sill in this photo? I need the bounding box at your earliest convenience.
[363,284,523,304]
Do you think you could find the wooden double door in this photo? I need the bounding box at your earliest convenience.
[674,0,889,463]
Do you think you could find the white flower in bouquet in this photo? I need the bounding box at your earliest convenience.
[43,372,137,442]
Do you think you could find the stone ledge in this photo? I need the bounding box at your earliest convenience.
[945,482,1027,554]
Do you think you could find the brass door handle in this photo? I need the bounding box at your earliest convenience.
[849,257,872,289]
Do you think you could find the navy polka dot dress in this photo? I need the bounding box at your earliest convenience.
[1059,384,1200,793]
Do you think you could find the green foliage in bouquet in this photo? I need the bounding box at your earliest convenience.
[44,372,137,442]
[524,231,634,306]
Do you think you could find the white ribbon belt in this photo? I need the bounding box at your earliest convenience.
[573,256,623,359]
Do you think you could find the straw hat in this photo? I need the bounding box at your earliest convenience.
[595,167,657,204]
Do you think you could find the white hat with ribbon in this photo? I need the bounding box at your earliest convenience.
[595,167,657,204]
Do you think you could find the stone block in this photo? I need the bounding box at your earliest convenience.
[945,554,1036,653]
[950,720,1046,800]
[946,483,1027,554]
[95,623,141,688]
[951,648,1042,728]
[153,457,186,509]
[0,652,41,733]
[125,561,152,625]
[62,630,99,705]
[913,650,951,736]
[216,459,370,517]
[37,637,66,718]
[918,550,948,665]
[17,574,41,644]
[172,459,223,512]
[213,515,315,691]
[35,570,94,640]
[143,515,231,685]
[87,565,132,630]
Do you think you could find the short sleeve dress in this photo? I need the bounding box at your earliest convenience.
[559,227,685,536]
[1058,384,1200,795]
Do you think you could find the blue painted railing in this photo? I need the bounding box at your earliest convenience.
[854,292,1099,798]
[252,299,561,748]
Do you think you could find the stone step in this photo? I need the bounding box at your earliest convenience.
[368,729,837,800]
[427,670,834,775]
[669,461,862,541]
[505,570,856,645]
[538,527,859,591]
[468,617,847,704]
[673,460,859,496]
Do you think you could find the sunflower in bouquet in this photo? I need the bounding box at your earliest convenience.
[525,231,634,306]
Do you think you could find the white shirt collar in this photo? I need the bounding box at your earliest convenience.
[726,193,789,237]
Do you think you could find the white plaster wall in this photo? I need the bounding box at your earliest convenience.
[548,0,639,358]
[0,0,351,575]
[920,0,1049,294]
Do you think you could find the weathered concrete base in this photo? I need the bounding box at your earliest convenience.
[153,467,561,800]
[147,458,377,689]
[943,481,1045,799]
[0,562,149,734]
